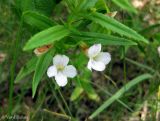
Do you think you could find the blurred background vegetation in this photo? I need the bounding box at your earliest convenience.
[0,0,160,121]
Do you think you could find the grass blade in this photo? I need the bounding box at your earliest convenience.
[89,73,152,119]
[125,58,155,73]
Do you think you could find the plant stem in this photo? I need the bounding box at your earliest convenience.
[52,79,73,117]
[43,109,71,120]
[123,47,127,82]
[47,79,66,114]
[57,87,73,117]
[8,17,23,115]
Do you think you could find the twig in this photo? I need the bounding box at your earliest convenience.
[43,109,71,120]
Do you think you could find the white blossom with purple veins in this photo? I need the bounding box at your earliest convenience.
[47,55,77,87]
[87,44,111,71]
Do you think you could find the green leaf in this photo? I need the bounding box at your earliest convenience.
[32,49,54,98]
[66,0,98,13]
[77,0,98,11]
[15,0,56,16]
[65,0,77,12]
[15,0,34,12]
[83,12,148,44]
[33,0,56,16]
[73,31,137,46]
[95,0,109,12]
[23,11,55,30]
[14,57,37,83]
[70,87,84,101]
[81,79,100,101]
[89,73,152,119]
[111,0,137,13]
[23,25,70,50]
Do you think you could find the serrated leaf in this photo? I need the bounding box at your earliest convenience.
[23,11,55,30]
[32,49,54,98]
[15,57,37,83]
[23,25,70,50]
[83,12,148,44]
[112,0,137,13]
[70,87,84,101]
[89,73,152,119]
[73,31,137,46]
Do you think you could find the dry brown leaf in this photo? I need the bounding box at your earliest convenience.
[34,44,53,56]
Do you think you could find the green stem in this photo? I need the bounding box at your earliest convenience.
[51,79,73,117]
[47,79,66,114]
[43,109,71,120]
[9,17,23,115]
[57,88,73,117]
[123,47,127,82]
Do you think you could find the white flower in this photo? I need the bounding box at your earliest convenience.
[47,55,77,87]
[87,44,111,71]
[158,46,160,57]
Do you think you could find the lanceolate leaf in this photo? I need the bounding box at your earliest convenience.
[89,74,152,119]
[73,31,137,45]
[111,0,137,13]
[15,57,37,83]
[23,11,55,30]
[83,12,148,44]
[23,25,70,50]
[32,49,54,98]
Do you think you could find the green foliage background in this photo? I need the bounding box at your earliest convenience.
[0,0,160,121]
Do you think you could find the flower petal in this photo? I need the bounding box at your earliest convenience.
[158,46,160,57]
[87,59,92,71]
[96,52,111,65]
[55,73,68,87]
[88,44,101,57]
[53,54,69,66]
[47,65,57,78]
[63,65,77,78]
[91,60,105,71]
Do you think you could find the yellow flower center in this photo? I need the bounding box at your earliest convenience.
[56,64,64,71]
